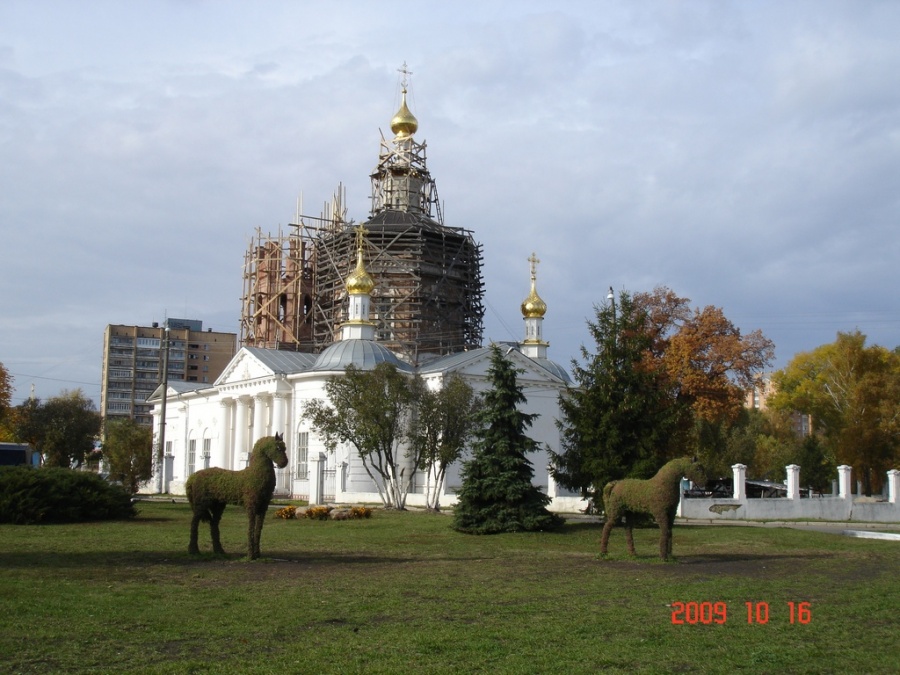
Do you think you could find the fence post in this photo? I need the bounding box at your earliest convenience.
[786,464,800,500]
[732,464,747,501]
[888,470,899,504]
[308,452,326,505]
[837,465,852,499]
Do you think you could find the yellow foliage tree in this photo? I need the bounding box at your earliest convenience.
[771,331,900,495]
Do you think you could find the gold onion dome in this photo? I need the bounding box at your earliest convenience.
[346,246,375,295]
[390,89,418,137]
[521,279,547,318]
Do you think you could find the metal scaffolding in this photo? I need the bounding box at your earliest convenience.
[313,217,484,363]
[239,188,348,352]
[240,84,485,362]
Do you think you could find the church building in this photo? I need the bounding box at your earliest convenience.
[149,74,585,512]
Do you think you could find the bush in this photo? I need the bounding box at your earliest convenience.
[0,466,137,524]
[349,506,373,519]
[304,505,332,520]
[274,505,297,519]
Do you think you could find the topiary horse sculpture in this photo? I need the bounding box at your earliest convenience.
[600,457,705,561]
[187,433,288,560]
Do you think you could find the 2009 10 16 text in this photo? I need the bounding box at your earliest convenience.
[670,601,812,625]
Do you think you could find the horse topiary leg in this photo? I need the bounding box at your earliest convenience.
[657,511,671,560]
[210,503,226,555]
[665,510,676,559]
[247,510,259,560]
[624,514,636,556]
[600,519,615,555]
[188,511,202,555]
[252,510,266,560]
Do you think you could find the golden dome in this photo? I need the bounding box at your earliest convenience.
[346,246,375,295]
[521,280,547,318]
[390,89,418,137]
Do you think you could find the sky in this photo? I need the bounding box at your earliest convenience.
[2,0,899,407]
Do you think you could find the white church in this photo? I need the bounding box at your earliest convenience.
[148,78,586,512]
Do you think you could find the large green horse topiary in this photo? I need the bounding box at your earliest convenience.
[187,433,288,560]
[600,457,705,561]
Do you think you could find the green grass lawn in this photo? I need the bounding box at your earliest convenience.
[1,502,897,674]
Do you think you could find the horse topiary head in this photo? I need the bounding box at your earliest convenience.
[257,432,289,469]
[684,456,706,488]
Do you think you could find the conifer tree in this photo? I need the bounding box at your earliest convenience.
[551,292,676,509]
[453,345,563,534]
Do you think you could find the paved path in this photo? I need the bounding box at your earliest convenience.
[676,518,900,536]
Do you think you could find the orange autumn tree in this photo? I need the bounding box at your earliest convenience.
[633,287,774,418]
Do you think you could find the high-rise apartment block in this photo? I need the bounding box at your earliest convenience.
[101,319,236,430]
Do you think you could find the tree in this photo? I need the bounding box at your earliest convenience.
[553,287,774,507]
[771,331,900,495]
[634,288,774,427]
[453,345,563,534]
[13,390,101,468]
[303,363,424,509]
[413,373,481,511]
[0,362,12,423]
[551,291,676,507]
[102,418,154,494]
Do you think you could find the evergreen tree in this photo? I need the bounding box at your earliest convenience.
[453,345,563,534]
[551,292,676,508]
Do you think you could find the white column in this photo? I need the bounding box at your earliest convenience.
[252,394,268,446]
[838,465,852,499]
[887,469,899,504]
[215,399,232,468]
[234,396,250,465]
[732,464,747,501]
[786,464,800,500]
[271,393,286,438]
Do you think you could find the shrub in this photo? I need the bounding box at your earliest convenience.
[349,506,373,519]
[274,505,297,519]
[304,506,333,520]
[0,466,136,524]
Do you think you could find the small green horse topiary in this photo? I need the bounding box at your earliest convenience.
[600,457,705,561]
[187,433,288,560]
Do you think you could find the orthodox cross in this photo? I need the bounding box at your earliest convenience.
[528,252,540,281]
[353,224,369,252]
[398,61,412,90]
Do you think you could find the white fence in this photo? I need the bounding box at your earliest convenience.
[680,465,900,523]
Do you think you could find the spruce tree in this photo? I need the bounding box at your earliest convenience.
[550,291,676,509]
[453,345,563,534]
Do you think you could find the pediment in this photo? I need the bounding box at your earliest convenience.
[421,346,568,387]
[215,348,275,386]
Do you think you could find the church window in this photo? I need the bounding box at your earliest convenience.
[296,432,309,479]
[188,439,197,476]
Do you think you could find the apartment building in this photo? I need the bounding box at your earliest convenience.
[101,319,235,431]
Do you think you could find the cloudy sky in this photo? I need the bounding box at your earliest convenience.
[2,0,899,406]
